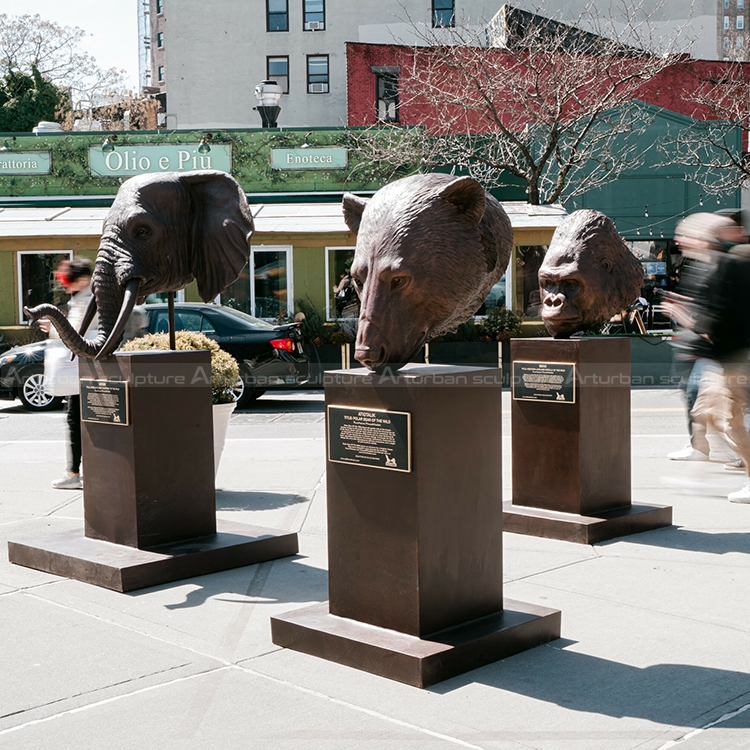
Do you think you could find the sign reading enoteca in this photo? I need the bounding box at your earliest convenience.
[271,147,347,170]
[89,144,232,177]
[0,152,51,175]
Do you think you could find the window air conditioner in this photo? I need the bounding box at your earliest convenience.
[310,83,327,93]
[305,21,324,30]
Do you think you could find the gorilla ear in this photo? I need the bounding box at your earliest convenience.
[342,193,369,235]
[179,171,254,302]
[437,176,486,226]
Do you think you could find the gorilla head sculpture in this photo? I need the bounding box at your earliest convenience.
[538,209,643,338]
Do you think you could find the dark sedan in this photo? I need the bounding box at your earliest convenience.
[0,340,64,411]
[143,303,310,408]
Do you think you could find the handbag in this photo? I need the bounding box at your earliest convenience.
[43,343,80,397]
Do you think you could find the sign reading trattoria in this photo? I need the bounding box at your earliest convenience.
[88,144,232,177]
[271,147,348,170]
[0,152,51,175]
[512,361,576,404]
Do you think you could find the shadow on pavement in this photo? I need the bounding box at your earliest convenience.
[599,525,750,555]
[432,645,750,726]
[216,490,308,511]
[131,556,329,611]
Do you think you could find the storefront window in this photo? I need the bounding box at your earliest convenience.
[220,246,292,320]
[514,245,547,317]
[326,247,358,320]
[475,268,509,316]
[17,251,72,324]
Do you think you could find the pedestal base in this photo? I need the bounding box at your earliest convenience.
[8,520,298,592]
[271,599,561,688]
[502,501,672,545]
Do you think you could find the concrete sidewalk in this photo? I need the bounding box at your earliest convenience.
[0,389,749,750]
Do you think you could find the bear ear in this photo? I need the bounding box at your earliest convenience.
[342,193,369,235]
[437,176,486,226]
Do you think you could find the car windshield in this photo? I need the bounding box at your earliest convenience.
[218,306,276,329]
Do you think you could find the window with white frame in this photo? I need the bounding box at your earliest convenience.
[739,35,745,47]
[17,251,73,325]
[725,0,730,7]
[326,247,358,319]
[158,65,165,81]
[739,0,745,8]
[725,15,730,29]
[724,36,730,49]
[156,0,163,12]
[738,15,744,29]
[220,246,293,319]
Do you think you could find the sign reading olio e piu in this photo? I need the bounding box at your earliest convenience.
[89,144,232,177]
[0,152,51,175]
[271,147,348,170]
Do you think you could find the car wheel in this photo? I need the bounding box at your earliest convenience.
[18,366,64,412]
[233,366,266,409]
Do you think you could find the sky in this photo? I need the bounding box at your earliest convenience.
[0,0,140,91]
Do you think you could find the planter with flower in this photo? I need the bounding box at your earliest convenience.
[120,331,239,475]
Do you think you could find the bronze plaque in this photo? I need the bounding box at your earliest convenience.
[512,361,576,404]
[327,406,411,472]
[80,379,129,425]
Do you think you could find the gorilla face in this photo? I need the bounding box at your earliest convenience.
[538,210,643,338]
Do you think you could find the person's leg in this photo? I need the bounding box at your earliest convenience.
[669,358,711,459]
[53,396,82,489]
[722,362,750,501]
[66,395,82,475]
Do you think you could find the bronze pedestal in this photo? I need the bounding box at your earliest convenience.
[271,365,560,688]
[8,351,297,591]
[505,338,671,544]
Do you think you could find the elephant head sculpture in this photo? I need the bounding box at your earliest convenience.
[24,170,254,359]
[343,173,513,370]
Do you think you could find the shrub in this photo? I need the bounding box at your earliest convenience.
[120,331,239,404]
[476,307,523,342]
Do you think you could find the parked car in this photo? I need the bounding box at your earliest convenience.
[142,303,310,408]
[0,303,310,412]
[0,340,64,412]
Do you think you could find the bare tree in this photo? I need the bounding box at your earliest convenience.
[0,13,130,120]
[350,0,691,205]
[660,62,750,195]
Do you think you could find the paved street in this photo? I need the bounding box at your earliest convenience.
[0,387,749,749]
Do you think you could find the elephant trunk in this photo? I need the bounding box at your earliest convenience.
[24,278,141,360]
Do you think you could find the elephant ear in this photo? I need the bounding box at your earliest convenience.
[179,171,254,302]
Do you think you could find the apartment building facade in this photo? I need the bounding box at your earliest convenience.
[141,1,720,130]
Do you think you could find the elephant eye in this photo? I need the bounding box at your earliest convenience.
[134,225,152,239]
[391,276,409,289]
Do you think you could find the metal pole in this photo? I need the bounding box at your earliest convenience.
[168,291,176,350]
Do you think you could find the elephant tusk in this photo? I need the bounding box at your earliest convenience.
[70,294,99,360]
[77,293,98,337]
[95,279,141,360]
